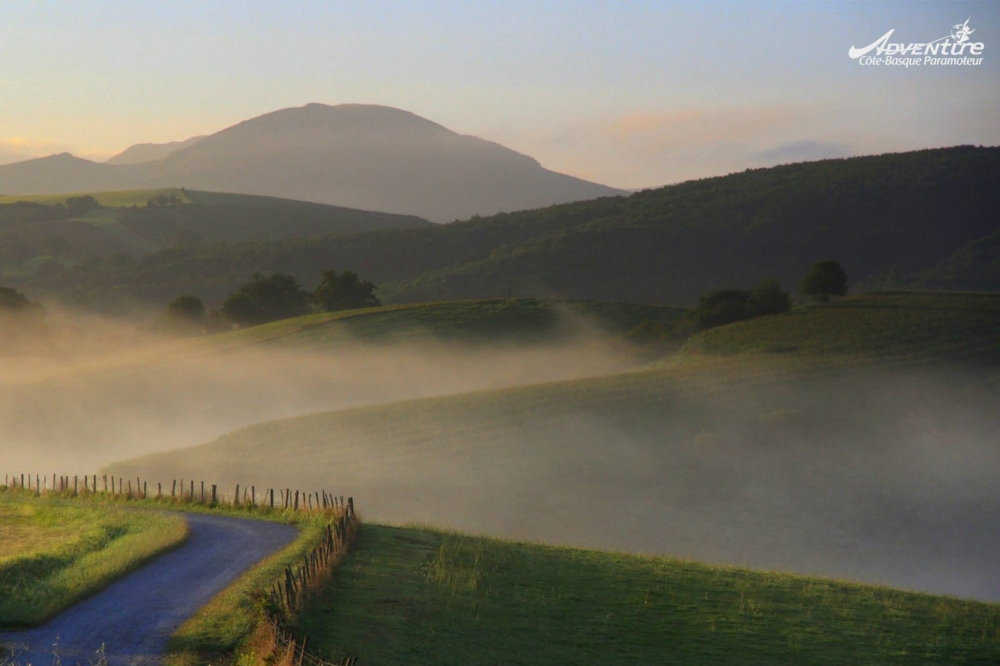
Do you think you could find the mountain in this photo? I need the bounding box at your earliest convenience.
[0,153,157,195]
[0,104,624,222]
[20,146,1000,311]
[104,136,205,165]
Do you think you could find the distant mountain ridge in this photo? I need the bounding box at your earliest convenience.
[105,136,206,165]
[0,104,623,222]
[21,145,1000,311]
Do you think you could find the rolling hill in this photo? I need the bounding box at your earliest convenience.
[106,292,1000,601]
[0,189,429,283]
[0,104,623,223]
[197,298,687,351]
[23,145,1000,310]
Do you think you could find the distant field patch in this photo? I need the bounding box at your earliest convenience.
[300,525,1000,665]
[0,188,191,207]
[682,291,1000,366]
[0,492,188,627]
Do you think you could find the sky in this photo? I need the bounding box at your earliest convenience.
[0,0,997,189]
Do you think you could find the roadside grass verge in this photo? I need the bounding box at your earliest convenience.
[0,490,188,628]
[164,514,331,666]
[300,524,1000,666]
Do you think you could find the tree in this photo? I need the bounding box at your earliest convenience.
[747,278,792,316]
[0,285,35,312]
[221,272,311,326]
[312,269,381,312]
[800,260,848,303]
[65,195,100,216]
[166,295,206,324]
[690,288,751,330]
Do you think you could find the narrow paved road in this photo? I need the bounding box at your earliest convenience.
[1,513,297,666]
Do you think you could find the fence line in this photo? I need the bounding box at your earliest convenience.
[261,497,359,666]
[1,472,361,664]
[1,473,350,515]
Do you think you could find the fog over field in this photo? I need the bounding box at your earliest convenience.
[0,308,639,473]
[6,307,1000,602]
[110,360,1000,602]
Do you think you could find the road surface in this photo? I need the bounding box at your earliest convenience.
[1,513,298,666]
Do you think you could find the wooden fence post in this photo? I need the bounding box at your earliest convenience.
[212,484,217,505]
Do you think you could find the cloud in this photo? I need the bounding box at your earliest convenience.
[752,140,852,164]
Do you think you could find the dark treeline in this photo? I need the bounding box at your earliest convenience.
[18,146,1000,311]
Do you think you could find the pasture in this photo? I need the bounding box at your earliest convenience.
[299,524,1000,665]
[106,292,1000,601]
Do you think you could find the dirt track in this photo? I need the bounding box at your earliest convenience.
[1,513,297,666]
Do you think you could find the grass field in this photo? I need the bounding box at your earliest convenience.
[0,491,188,627]
[107,291,1000,602]
[683,291,1000,365]
[199,298,687,351]
[0,188,191,207]
[299,524,1000,665]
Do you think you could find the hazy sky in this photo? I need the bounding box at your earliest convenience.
[0,1,997,188]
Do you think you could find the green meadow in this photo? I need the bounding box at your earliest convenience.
[299,525,1000,666]
[0,491,188,627]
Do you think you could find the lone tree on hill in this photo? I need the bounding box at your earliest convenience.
[312,269,381,312]
[221,272,311,326]
[800,260,848,303]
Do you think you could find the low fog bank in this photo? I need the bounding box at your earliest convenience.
[118,366,1000,602]
[0,309,640,472]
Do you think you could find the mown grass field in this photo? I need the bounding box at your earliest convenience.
[0,491,188,627]
[0,188,191,207]
[300,524,1000,666]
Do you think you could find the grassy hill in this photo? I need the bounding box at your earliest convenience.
[1,189,428,287]
[299,524,1000,665]
[21,146,1000,309]
[107,292,1000,601]
[198,298,687,351]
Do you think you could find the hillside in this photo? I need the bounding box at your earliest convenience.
[0,104,623,223]
[23,145,1000,310]
[107,292,1000,601]
[299,524,1000,665]
[199,298,687,350]
[0,189,428,284]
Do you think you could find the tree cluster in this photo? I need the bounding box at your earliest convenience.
[164,269,381,331]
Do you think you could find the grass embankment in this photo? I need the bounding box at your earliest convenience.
[300,525,1000,666]
[0,491,188,628]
